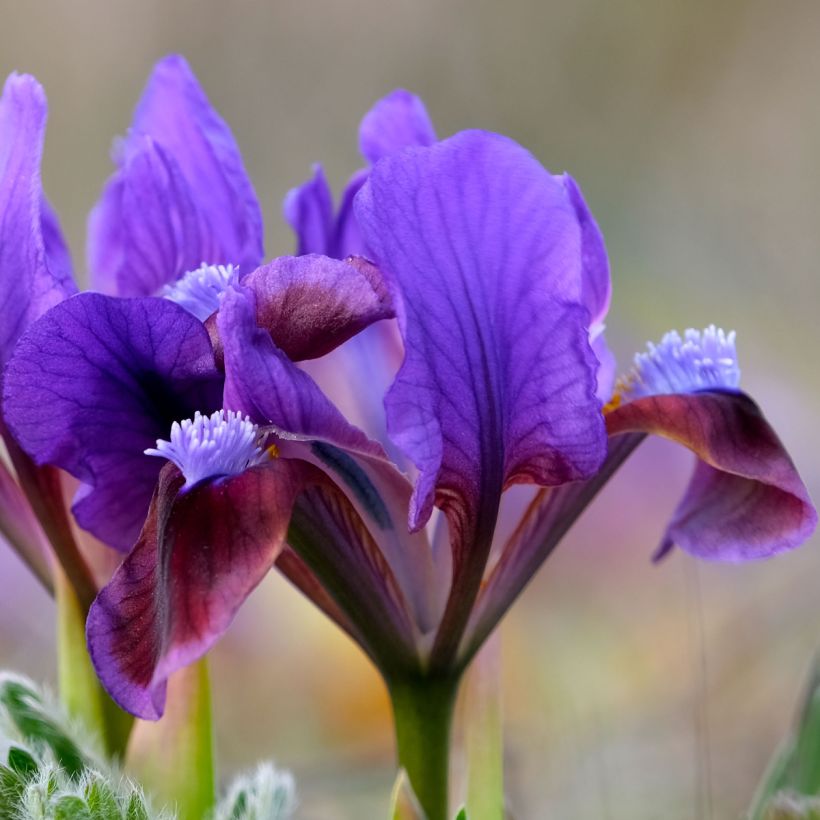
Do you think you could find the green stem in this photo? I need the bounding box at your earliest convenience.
[56,568,133,758]
[126,658,215,820]
[389,674,460,820]
[464,634,504,820]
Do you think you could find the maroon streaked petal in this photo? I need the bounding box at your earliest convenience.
[287,482,420,670]
[607,390,817,561]
[242,254,394,361]
[275,436,441,634]
[87,460,304,719]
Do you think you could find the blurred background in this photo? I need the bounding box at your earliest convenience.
[1,0,820,816]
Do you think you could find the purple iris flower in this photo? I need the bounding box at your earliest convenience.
[2,74,814,817]
[2,56,267,553]
[70,116,815,737]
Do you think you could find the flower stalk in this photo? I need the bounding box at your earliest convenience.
[388,673,461,820]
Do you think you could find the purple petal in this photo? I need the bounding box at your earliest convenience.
[282,164,334,256]
[606,390,817,561]
[2,294,222,551]
[332,169,368,257]
[87,460,303,719]
[355,130,607,539]
[88,136,203,296]
[219,284,380,454]
[560,174,610,325]
[131,55,263,269]
[0,73,75,370]
[358,89,437,165]
[242,254,393,361]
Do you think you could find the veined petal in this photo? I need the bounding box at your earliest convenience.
[358,89,437,165]
[2,294,222,550]
[606,391,817,561]
[241,254,393,361]
[88,55,263,295]
[355,130,606,536]
[86,460,303,719]
[130,54,263,269]
[88,136,203,296]
[0,73,75,371]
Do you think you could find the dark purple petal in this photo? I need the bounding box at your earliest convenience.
[242,254,393,360]
[87,460,303,719]
[0,73,75,371]
[355,130,606,537]
[2,294,222,551]
[130,54,263,269]
[282,164,334,256]
[358,89,437,165]
[606,390,817,561]
[88,136,203,296]
[219,284,380,454]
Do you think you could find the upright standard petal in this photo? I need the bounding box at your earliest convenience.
[2,294,222,550]
[87,460,304,719]
[606,391,817,561]
[358,89,437,165]
[131,55,263,269]
[355,131,606,536]
[0,73,75,371]
[89,55,262,294]
[88,136,203,297]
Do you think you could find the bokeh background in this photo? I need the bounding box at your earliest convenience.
[1,1,819,817]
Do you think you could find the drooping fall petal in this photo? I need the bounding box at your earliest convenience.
[242,254,393,360]
[2,294,222,550]
[606,390,817,561]
[86,460,304,719]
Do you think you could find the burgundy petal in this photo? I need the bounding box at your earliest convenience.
[242,254,394,361]
[87,460,303,719]
[606,390,817,561]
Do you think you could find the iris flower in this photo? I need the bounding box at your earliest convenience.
[2,69,815,820]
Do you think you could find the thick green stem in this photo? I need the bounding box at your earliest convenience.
[389,674,461,820]
[56,568,133,758]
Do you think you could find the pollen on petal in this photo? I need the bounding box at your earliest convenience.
[146,410,268,488]
[617,325,741,401]
[161,262,238,320]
